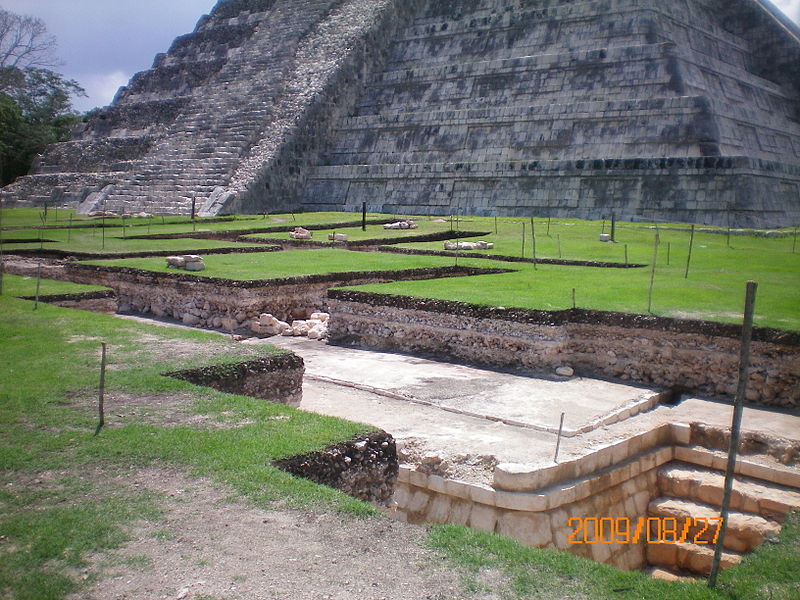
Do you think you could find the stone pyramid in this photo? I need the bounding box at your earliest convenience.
[3,0,799,227]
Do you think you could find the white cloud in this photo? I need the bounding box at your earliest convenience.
[73,70,130,112]
[771,0,800,23]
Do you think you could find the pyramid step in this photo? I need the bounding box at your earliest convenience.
[658,463,800,522]
[647,497,780,553]
[646,541,742,577]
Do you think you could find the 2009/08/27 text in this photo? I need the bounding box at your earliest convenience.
[568,517,724,544]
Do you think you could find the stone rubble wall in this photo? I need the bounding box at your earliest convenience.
[274,431,398,503]
[326,290,800,408]
[165,353,305,406]
[63,263,501,334]
[393,422,800,570]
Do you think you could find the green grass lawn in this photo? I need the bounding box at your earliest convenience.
[2,273,108,297]
[239,217,474,243]
[2,294,797,599]
[0,226,269,255]
[345,218,800,331]
[0,294,374,598]
[86,248,490,280]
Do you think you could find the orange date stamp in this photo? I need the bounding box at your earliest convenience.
[568,517,724,544]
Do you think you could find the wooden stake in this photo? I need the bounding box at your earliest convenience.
[708,281,757,588]
[624,244,628,266]
[666,242,671,266]
[94,342,108,436]
[647,232,659,314]
[494,215,498,235]
[521,221,526,258]
[546,216,551,237]
[793,227,797,254]
[557,234,562,259]
[530,217,537,270]
[554,412,566,462]
[34,263,42,310]
[685,224,695,279]
[571,288,576,309]
[362,202,367,231]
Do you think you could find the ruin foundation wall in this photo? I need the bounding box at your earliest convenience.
[326,290,800,408]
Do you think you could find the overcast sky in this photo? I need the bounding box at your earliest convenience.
[2,0,800,112]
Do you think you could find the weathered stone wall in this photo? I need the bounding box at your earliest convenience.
[166,353,305,406]
[274,431,398,503]
[300,0,800,227]
[326,290,800,407]
[4,0,799,226]
[394,422,800,570]
[64,263,502,334]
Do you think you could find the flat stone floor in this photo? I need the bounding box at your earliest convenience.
[116,312,799,485]
[268,336,656,432]
[260,337,800,484]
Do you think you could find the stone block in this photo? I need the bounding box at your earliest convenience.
[469,483,496,506]
[494,490,548,512]
[497,511,552,547]
[493,462,549,492]
[426,494,452,523]
[469,504,498,533]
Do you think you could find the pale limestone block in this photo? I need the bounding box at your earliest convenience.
[590,541,612,563]
[494,490,548,512]
[408,489,432,514]
[670,422,691,445]
[427,474,448,494]
[409,469,428,488]
[469,482,496,506]
[444,479,472,500]
[611,440,630,464]
[497,511,552,547]
[397,465,411,484]
[469,504,498,533]
[427,494,452,523]
[494,462,548,492]
[633,490,651,514]
[449,499,473,525]
[392,484,411,509]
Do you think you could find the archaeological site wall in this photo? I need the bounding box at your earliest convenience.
[326,289,800,408]
[3,0,799,227]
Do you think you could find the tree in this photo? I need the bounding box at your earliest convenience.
[0,9,83,186]
[0,9,58,71]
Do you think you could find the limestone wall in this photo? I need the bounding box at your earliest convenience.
[326,290,800,408]
[393,422,800,570]
[64,263,500,334]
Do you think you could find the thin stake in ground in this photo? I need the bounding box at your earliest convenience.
[94,342,108,436]
[554,412,566,462]
[685,224,695,279]
[530,217,537,270]
[708,281,757,588]
[33,263,42,310]
[647,232,659,314]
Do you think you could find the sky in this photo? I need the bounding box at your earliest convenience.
[1,0,799,113]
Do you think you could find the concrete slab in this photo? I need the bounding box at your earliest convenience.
[267,337,657,433]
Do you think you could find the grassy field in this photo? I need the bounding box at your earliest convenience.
[346,218,800,331]
[0,294,373,598]
[239,217,470,243]
[0,207,388,234]
[85,248,493,280]
[1,273,108,297]
[0,226,271,255]
[1,292,798,599]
